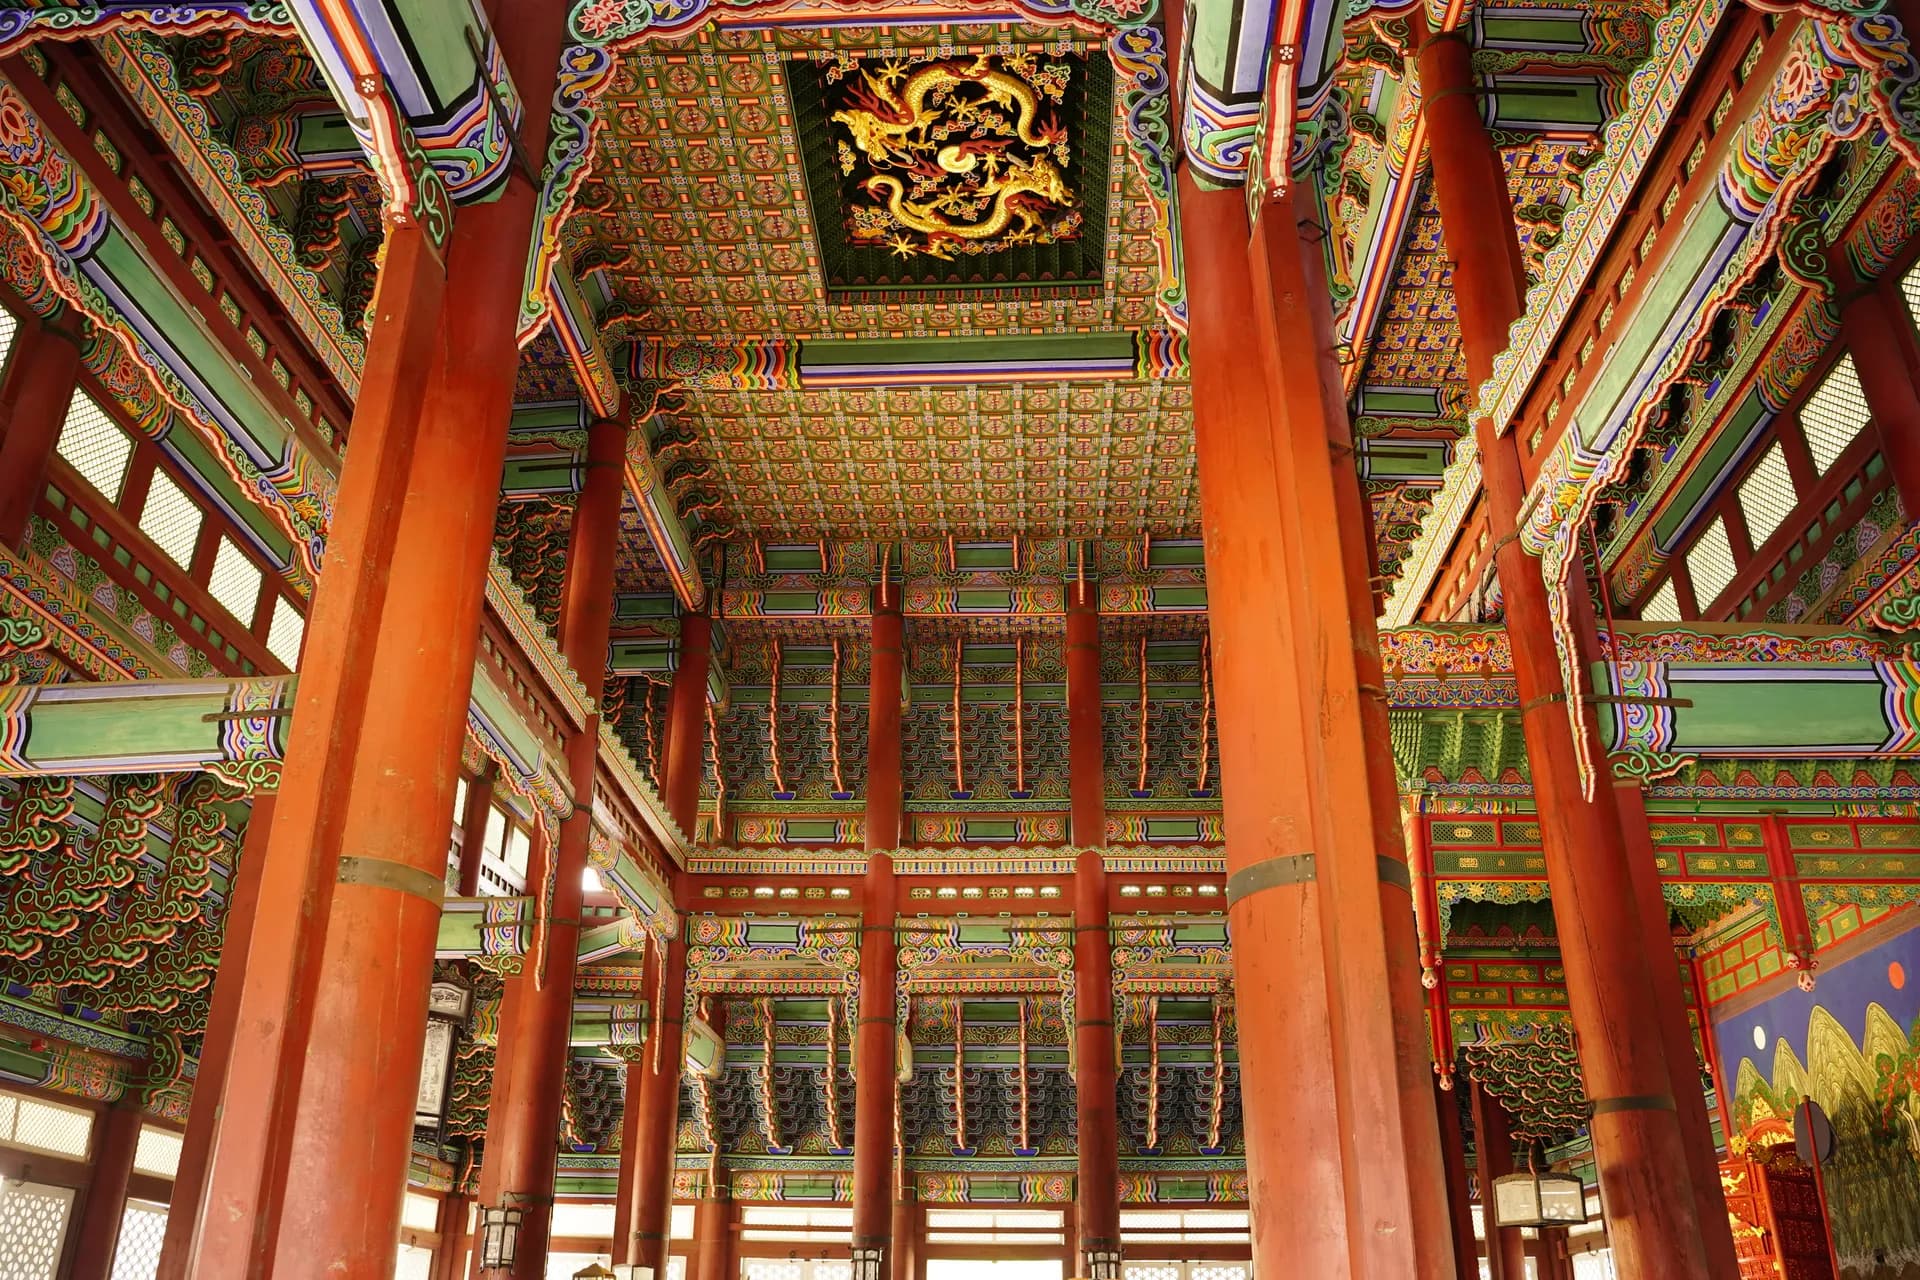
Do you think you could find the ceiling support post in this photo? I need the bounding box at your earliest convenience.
[1419,21,1727,1279]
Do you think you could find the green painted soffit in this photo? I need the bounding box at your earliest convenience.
[1573,201,1737,451]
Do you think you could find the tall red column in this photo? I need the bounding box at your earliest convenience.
[693,1191,733,1280]
[476,416,630,1275]
[157,792,274,1280]
[1183,173,1398,1277]
[626,932,689,1276]
[627,626,707,1274]
[852,581,903,1277]
[68,1100,142,1280]
[1469,1081,1526,1280]
[612,939,663,1263]
[1435,1083,1479,1280]
[664,611,712,836]
[1839,282,1920,516]
[184,5,571,1271]
[1419,27,1715,1278]
[889,1192,918,1280]
[0,317,82,546]
[1066,583,1120,1273]
[1251,189,1455,1279]
[1613,779,1741,1275]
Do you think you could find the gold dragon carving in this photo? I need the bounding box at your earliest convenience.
[827,52,1080,261]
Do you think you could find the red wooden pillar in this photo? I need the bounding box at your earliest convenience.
[1251,188,1456,1280]
[157,791,274,1280]
[664,611,712,836]
[477,415,630,1276]
[1470,1081,1526,1280]
[68,1100,142,1280]
[0,317,82,546]
[1181,172,1369,1276]
[1614,779,1742,1277]
[627,628,706,1275]
[853,581,904,1277]
[185,3,572,1267]
[1066,582,1120,1274]
[693,1189,732,1280]
[1419,27,1714,1279]
[1435,1082,1479,1280]
[889,1193,917,1280]
[612,942,661,1265]
[628,932,690,1276]
[433,1193,472,1280]
[1839,282,1920,516]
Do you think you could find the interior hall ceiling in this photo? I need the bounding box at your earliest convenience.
[565,24,1194,543]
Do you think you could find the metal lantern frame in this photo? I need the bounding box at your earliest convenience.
[1082,1248,1124,1280]
[851,1244,886,1280]
[610,1268,654,1280]
[1489,1169,1588,1228]
[477,1203,525,1271]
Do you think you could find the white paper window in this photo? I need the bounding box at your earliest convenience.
[0,309,18,374]
[109,1199,168,1280]
[1639,580,1681,623]
[1686,519,1738,609]
[400,1192,439,1232]
[0,1090,93,1158]
[393,1243,433,1280]
[265,596,305,669]
[1737,442,1797,548]
[1800,355,1870,475]
[550,1201,616,1237]
[0,1180,74,1280]
[138,470,202,568]
[56,390,132,503]
[1902,257,1920,328]
[671,1202,696,1239]
[206,538,263,626]
[132,1125,182,1178]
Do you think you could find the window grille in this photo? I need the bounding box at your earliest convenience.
[0,309,18,374]
[1902,257,1920,328]
[1123,1267,1182,1280]
[1639,580,1681,623]
[206,537,262,627]
[1736,442,1796,548]
[1800,355,1870,475]
[1685,519,1738,609]
[109,1199,168,1280]
[266,596,305,669]
[133,1125,181,1178]
[137,469,202,568]
[0,1179,74,1280]
[0,1089,93,1158]
[1190,1268,1250,1280]
[55,390,133,502]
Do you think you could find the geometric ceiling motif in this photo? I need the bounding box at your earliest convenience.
[570,25,1168,340]
[659,378,1197,539]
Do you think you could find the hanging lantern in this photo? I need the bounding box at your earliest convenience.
[851,1244,885,1280]
[610,1267,654,1280]
[477,1204,525,1271]
[572,1265,616,1280]
[1082,1248,1123,1280]
[1489,1169,1588,1227]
